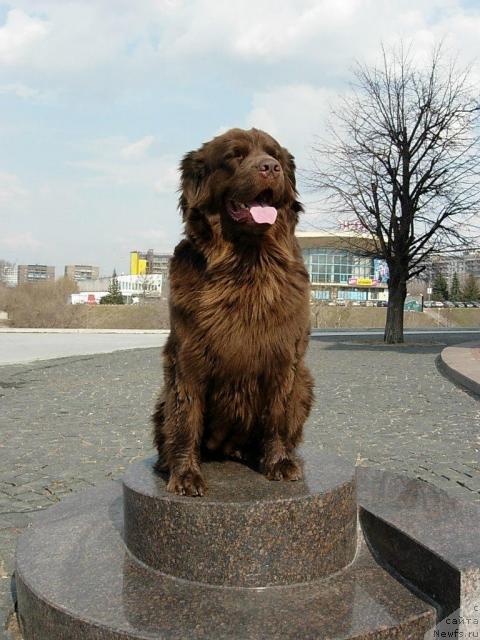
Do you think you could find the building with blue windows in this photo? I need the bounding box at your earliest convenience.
[296,231,389,302]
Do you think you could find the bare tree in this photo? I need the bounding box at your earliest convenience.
[310,44,480,343]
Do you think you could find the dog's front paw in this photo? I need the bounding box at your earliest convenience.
[264,457,303,482]
[167,469,207,497]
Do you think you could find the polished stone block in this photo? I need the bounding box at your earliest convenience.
[123,453,357,586]
[357,467,480,635]
[15,453,480,639]
[16,481,435,640]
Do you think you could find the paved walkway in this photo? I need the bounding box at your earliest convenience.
[1,334,479,637]
[0,329,168,366]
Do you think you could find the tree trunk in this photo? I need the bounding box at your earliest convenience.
[384,269,407,344]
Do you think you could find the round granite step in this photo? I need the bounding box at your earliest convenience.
[15,480,435,640]
[122,453,357,586]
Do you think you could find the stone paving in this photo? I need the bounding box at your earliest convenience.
[1,334,480,638]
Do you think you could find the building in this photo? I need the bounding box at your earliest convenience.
[71,292,109,305]
[130,250,171,276]
[65,264,100,281]
[424,251,480,287]
[0,263,18,287]
[76,277,110,293]
[464,252,480,279]
[425,255,465,286]
[117,274,163,301]
[129,235,388,303]
[75,274,163,304]
[17,264,55,284]
[296,231,389,302]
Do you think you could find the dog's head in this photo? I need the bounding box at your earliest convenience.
[179,128,302,238]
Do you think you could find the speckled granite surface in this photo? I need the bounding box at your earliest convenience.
[16,454,480,639]
[123,453,357,586]
[15,481,435,640]
[357,467,480,635]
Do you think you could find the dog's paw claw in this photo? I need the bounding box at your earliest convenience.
[167,469,206,497]
[265,458,302,482]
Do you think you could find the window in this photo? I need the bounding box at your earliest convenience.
[338,288,368,301]
[312,289,330,300]
[303,249,373,284]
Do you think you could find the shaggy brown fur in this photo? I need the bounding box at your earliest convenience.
[153,128,314,496]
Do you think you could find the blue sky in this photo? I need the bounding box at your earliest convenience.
[1,0,479,276]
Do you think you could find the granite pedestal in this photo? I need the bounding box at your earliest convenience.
[14,451,480,639]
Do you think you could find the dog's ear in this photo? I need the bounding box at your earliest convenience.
[282,149,297,191]
[179,150,208,217]
[282,148,304,224]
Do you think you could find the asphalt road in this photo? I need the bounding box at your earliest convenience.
[0,331,479,637]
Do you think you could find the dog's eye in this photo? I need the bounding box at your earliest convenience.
[225,149,245,162]
[265,148,280,160]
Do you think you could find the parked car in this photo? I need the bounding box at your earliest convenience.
[432,301,444,308]
[471,302,480,308]
[454,302,466,308]
[376,300,388,307]
[465,302,475,308]
[443,301,455,308]
[423,301,434,308]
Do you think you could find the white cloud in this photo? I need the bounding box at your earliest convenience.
[0,82,38,98]
[0,171,28,205]
[2,1,479,89]
[0,82,59,105]
[72,136,178,193]
[147,0,479,73]
[153,165,179,194]
[230,1,359,60]
[246,84,340,166]
[120,136,155,160]
[0,3,135,72]
[0,231,42,250]
[112,227,174,258]
[244,84,352,226]
[142,0,363,63]
[136,228,168,241]
[2,0,480,272]
[0,9,49,65]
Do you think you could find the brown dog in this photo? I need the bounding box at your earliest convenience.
[153,128,314,496]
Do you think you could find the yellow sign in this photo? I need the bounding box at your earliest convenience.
[357,278,374,286]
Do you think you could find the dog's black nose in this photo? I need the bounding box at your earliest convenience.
[257,156,281,176]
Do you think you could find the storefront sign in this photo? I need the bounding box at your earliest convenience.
[348,277,379,286]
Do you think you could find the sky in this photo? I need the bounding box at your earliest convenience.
[1,0,479,276]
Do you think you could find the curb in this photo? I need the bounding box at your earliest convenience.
[440,340,480,397]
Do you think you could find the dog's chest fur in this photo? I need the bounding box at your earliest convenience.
[195,247,309,374]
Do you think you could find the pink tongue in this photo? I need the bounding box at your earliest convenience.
[249,205,277,224]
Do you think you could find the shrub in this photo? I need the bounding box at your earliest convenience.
[6,277,80,328]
